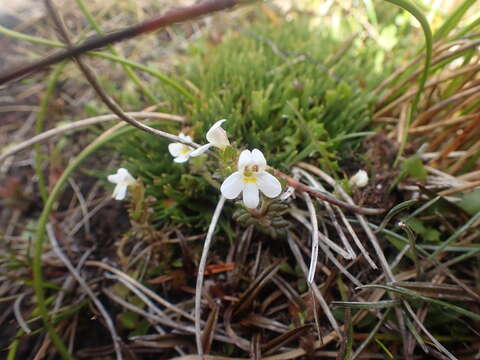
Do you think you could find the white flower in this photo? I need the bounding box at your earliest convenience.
[190,119,230,157]
[168,133,195,163]
[220,149,282,209]
[350,169,369,188]
[108,168,136,200]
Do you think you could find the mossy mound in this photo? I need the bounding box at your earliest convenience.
[118,16,391,229]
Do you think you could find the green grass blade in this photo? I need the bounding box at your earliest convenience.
[429,210,480,259]
[332,300,401,309]
[32,122,164,359]
[0,25,195,102]
[384,0,432,164]
[34,64,66,203]
[454,15,480,39]
[433,0,477,41]
[75,0,159,104]
[375,199,417,234]
[360,284,480,321]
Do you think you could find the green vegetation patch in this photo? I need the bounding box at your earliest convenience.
[117,17,391,229]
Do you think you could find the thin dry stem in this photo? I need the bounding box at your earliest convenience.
[0,112,185,163]
[47,223,123,360]
[195,195,226,358]
[303,193,320,284]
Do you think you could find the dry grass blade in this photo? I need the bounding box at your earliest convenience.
[403,301,457,360]
[104,274,169,327]
[0,112,185,163]
[303,192,320,284]
[202,302,220,354]
[332,300,401,309]
[262,325,312,355]
[223,305,251,351]
[296,168,356,259]
[46,224,123,360]
[290,210,353,260]
[103,288,233,346]
[271,275,305,312]
[287,233,342,340]
[336,208,377,269]
[233,258,284,316]
[391,281,477,302]
[13,293,31,334]
[241,314,290,333]
[296,163,412,357]
[195,195,226,358]
[86,261,194,321]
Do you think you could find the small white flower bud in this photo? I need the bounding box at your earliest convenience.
[350,169,369,188]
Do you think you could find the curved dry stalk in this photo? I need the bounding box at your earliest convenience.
[297,163,389,276]
[68,178,90,237]
[104,274,168,322]
[409,113,480,134]
[403,301,457,360]
[67,198,110,237]
[412,84,480,127]
[0,112,185,163]
[195,195,226,358]
[287,233,342,341]
[102,288,234,347]
[297,163,411,356]
[43,0,199,151]
[0,0,258,85]
[289,210,352,260]
[336,209,378,269]
[46,224,123,360]
[295,168,356,259]
[303,192,319,284]
[293,166,377,268]
[13,293,31,334]
[291,216,362,286]
[375,64,480,119]
[85,261,194,321]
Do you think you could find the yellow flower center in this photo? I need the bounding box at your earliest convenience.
[243,176,257,184]
[180,145,191,155]
[242,164,260,184]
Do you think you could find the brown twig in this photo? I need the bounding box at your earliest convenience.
[0,0,256,85]
[272,168,385,215]
[43,0,198,149]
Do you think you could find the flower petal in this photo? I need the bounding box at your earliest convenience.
[251,149,267,171]
[256,172,282,198]
[178,132,193,142]
[206,119,229,148]
[238,150,252,172]
[113,184,127,200]
[190,143,212,157]
[174,155,190,163]
[242,182,259,208]
[108,168,135,185]
[168,143,184,157]
[220,172,244,199]
[108,173,122,184]
[118,168,135,184]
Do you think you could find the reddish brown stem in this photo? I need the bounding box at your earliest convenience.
[272,169,385,215]
[0,0,243,85]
